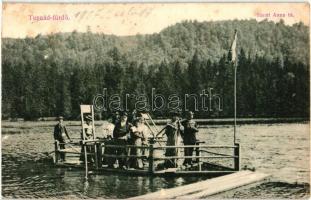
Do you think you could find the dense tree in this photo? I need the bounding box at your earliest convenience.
[1,20,309,119]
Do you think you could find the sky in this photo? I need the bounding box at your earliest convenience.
[2,3,309,38]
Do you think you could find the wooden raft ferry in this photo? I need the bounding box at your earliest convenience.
[53,105,241,177]
[54,140,241,177]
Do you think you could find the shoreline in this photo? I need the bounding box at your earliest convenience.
[1,117,309,129]
[154,117,309,125]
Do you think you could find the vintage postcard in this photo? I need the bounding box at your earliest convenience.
[1,2,310,199]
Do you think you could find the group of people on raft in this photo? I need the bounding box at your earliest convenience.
[53,110,199,170]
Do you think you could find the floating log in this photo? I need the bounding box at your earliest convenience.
[182,172,269,198]
[129,170,270,199]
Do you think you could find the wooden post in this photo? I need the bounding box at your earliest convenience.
[93,143,98,170]
[195,142,202,171]
[234,143,240,171]
[148,144,155,174]
[84,142,88,180]
[96,142,102,169]
[195,145,199,162]
[91,105,98,170]
[54,141,59,164]
[197,144,201,171]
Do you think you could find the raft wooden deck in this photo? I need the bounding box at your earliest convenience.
[55,161,236,177]
[128,170,270,199]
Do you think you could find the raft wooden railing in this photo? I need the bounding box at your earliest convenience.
[54,140,99,168]
[54,140,241,173]
[99,142,241,173]
[151,143,240,172]
[54,141,82,157]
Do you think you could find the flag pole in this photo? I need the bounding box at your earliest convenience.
[231,29,238,145]
[234,60,237,144]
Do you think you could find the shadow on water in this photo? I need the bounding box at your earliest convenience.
[3,151,309,199]
[2,152,208,198]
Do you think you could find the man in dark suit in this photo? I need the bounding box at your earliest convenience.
[113,112,132,169]
[181,111,199,166]
[54,116,72,162]
[161,111,184,168]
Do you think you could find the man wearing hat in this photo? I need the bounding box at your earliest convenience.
[54,116,72,162]
[80,114,95,163]
[181,111,199,166]
[84,115,94,140]
[113,112,132,169]
[112,111,121,124]
[128,117,146,169]
[160,110,184,168]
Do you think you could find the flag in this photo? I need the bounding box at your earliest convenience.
[80,105,92,113]
[230,30,238,63]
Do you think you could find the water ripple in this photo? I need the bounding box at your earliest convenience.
[2,123,310,198]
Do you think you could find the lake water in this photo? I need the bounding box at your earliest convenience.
[2,122,310,198]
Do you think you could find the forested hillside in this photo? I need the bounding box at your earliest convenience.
[2,19,309,119]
